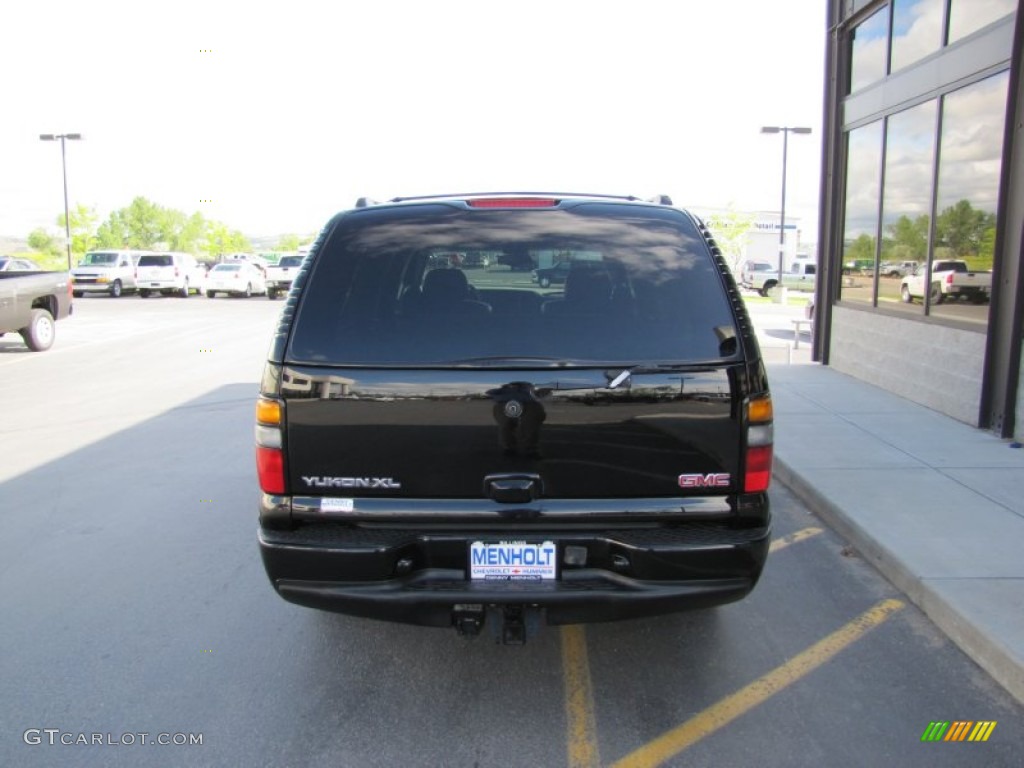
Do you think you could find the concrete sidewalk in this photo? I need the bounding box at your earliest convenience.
[766,362,1024,704]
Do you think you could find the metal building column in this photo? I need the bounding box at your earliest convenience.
[980,4,1024,438]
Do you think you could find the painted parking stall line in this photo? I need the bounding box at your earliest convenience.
[562,625,601,768]
[610,599,905,768]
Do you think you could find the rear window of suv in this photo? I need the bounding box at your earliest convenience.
[287,202,737,366]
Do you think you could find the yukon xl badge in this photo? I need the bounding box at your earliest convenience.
[302,476,402,489]
[678,473,731,489]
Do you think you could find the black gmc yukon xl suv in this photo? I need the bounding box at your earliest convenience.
[257,194,773,642]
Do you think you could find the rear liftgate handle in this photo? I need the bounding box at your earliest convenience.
[483,473,543,504]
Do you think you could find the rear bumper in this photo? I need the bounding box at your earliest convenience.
[259,520,771,626]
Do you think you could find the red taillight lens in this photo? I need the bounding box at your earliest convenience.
[256,446,285,494]
[468,198,557,208]
[744,444,773,493]
[946,272,954,285]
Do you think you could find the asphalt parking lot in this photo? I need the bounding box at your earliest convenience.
[1,295,1021,767]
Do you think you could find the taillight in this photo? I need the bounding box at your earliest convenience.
[255,397,285,494]
[946,272,954,286]
[745,395,774,492]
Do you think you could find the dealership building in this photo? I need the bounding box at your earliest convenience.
[813,1,1022,438]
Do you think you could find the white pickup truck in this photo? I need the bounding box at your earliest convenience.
[900,260,991,304]
[264,254,304,300]
[744,260,817,297]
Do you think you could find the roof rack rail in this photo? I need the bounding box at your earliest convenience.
[646,194,674,206]
[386,192,651,204]
[354,197,380,208]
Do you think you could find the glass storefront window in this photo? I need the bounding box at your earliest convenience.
[930,71,1009,326]
[849,7,889,93]
[948,0,1015,44]
[881,100,937,315]
[890,0,944,73]
[839,121,884,306]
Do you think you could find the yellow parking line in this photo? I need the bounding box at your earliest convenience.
[610,599,905,768]
[769,527,824,554]
[562,624,601,768]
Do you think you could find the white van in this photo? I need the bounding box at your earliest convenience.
[71,250,151,297]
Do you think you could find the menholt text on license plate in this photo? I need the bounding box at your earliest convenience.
[470,541,556,581]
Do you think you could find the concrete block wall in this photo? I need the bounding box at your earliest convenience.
[830,305,985,426]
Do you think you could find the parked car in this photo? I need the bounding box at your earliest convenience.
[135,252,206,298]
[900,259,991,304]
[880,260,920,278]
[0,257,42,272]
[531,261,573,288]
[264,254,304,300]
[71,250,149,298]
[0,269,73,351]
[205,262,267,298]
[255,193,773,642]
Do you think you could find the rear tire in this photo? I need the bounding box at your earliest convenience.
[110,280,123,298]
[180,280,190,298]
[930,283,944,304]
[140,289,151,298]
[20,308,55,351]
[206,291,216,299]
[243,283,252,298]
[901,285,912,303]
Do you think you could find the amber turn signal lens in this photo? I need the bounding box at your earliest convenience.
[748,395,773,423]
[256,398,282,425]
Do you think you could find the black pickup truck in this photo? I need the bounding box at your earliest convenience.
[0,270,74,351]
[256,194,773,642]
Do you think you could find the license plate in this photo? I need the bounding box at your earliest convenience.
[470,541,557,581]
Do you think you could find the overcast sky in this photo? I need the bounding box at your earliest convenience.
[0,0,827,243]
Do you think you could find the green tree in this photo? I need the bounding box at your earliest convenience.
[844,233,875,263]
[275,233,301,251]
[121,196,165,249]
[172,212,208,253]
[58,203,99,260]
[883,214,929,262]
[935,199,996,269]
[95,212,129,248]
[27,227,63,260]
[202,221,250,258]
[706,206,755,273]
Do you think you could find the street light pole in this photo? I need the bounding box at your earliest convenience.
[760,126,811,298]
[39,133,83,270]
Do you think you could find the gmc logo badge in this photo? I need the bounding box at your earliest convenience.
[678,473,731,488]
